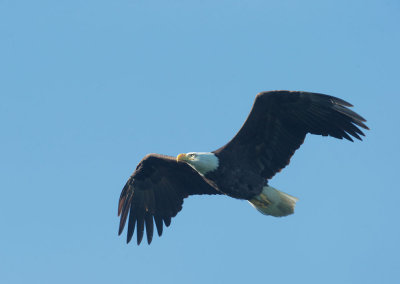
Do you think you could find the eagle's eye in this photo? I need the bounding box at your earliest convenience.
[189,153,196,158]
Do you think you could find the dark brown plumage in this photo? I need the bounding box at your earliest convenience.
[118,91,368,245]
[118,154,220,245]
[208,91,368,199]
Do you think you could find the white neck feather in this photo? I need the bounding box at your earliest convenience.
[187,152,219,175]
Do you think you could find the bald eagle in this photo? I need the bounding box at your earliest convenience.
[118,91,368,245]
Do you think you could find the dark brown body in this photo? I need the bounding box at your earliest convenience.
[205,153,265,199]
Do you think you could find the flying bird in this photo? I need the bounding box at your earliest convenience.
[118,91,368,245]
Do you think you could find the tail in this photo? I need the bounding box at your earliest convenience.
[248,186,298,217]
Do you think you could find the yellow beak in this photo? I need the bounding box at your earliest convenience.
[176,153,187,162]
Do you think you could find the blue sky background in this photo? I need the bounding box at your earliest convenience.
[1,1,399,283]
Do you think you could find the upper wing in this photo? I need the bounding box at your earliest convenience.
[118,154,220,245]
[213,91,369,180]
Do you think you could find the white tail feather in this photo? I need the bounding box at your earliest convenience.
[248,186,298,217]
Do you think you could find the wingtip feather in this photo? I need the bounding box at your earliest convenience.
[118,197,125,216]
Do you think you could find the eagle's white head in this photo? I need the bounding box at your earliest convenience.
[176,152,219,175]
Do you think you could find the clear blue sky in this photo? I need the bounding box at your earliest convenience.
[1,1,399,283]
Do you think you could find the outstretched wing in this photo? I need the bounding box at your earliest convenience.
[214,91,369,180]
[118,153,220,245]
